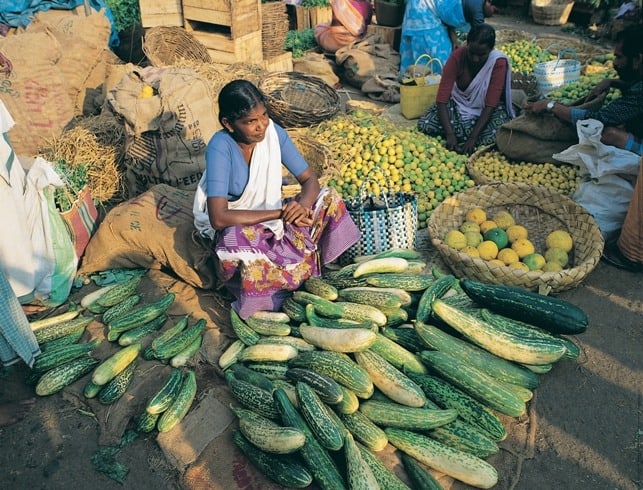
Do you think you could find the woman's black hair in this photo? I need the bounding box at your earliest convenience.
[615,24,643,60]
[467,23,496,49]
[218,79,267,127]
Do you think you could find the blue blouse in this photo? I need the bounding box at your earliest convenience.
[205,123,308,200]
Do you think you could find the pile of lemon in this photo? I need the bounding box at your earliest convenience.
[497,39,554,74]
[471,150,579,196]
[548,71,620,105]
[305,111,474,229]
[444,207,574,272]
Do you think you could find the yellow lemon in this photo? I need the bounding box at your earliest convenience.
[460,220,481,234]
[488,259,506,267]
[465,207,487,224]
[542,261,564,272]
[139,85,154,98]
[506,224,528,243]
[497,248,520,266]
[479,220,499,234]
[492,210,516,229]
[509,261,530,272]
[483,227,509,249]
[477,240,499,260]
[522,253,546,271]
[445,230,467,250]
[511,238,535,258]
[544,247,569,267]
[462,246,481,258]
[546,230,573,252]
[464,231,484,247]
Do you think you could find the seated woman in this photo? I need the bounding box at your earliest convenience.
[193,80,361,319]
[418,24,514,155]
[315,0,373,54]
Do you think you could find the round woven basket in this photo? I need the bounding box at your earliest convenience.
[531,0,575,26]
[534,37,609,66]
[143,26,212,67]
[261,1,290,59]
[259,72,341,128]
[427,182,604,293]
[282,130,338,198]
[496,29,535,46]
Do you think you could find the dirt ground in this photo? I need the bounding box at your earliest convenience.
[1,8,641,490]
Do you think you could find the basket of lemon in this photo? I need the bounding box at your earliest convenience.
[427,182,604,293]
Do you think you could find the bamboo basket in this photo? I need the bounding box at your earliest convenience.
[261,1,290,59]
[143,26,212,66]
[282,130,338,198]
[428,182,604,293]
[531,0,575,26]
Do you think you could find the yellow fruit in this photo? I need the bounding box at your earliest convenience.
[465,207,487,224]
[488,259,506,267]
[497,248,520,266]
[464,231,484,247]
[522,253,546,271]
[139,85,154,98]
[492,210,515,229]
[477,240,499,260]
[479,220,499,234]
[509,262,530,272]
[462,246,481,258]
[460,221,481,234]
[544,247,569,267]
[542,261,564,272]
[445,230,467,250]
[506,224,528,243]
[483,227,509,249]
[511,238,535,258]
[546,230,573,253]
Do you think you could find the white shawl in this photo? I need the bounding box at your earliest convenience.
[193,120,284,240]
[450,49,515,121]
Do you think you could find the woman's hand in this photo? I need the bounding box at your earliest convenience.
[524,99,550,114]
[445,133,458,151]
[461,139,477,155]
[281,200,313,227]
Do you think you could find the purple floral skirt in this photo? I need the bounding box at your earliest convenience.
[213,188,361,319]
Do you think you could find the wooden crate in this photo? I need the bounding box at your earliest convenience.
[366,24,401,51]
[263,51,293,72]
[182,0,260,39]
[190,26,263,65]
[292,5,333,30]
[139,0,183,28]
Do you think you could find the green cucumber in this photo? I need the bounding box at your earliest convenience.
[295,381,345,451]
[146,368,184,414]
[32,338,101,374]
[117,313,168,346]
[107,293,175,333]
[157,370,197,432]
[35,356,100,396]
[98,359,137,404]
[359,399,458,430]
[401,453,444,490]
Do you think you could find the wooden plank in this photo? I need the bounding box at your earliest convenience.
[182,0,260,38]
[366,24,401,51]
[191,30,263,65]
[139,0,183,28]
[263,51,293,72]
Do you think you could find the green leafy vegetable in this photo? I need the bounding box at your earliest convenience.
[284,29,318,58]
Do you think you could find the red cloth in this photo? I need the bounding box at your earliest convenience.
[436,46,508,108]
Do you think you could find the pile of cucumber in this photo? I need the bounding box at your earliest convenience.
[29,271,204,432]
[220,247,588,489]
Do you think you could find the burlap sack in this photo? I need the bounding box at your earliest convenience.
[335,34,401,89]
[496,95,606,163]
[0,31,75,156]
[78,184,218,290]
[106,67,219,197]
[293,51,340,88]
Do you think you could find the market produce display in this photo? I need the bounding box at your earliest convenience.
[496,39,554,74]
[305,111,474,229]
[219,249,587,488]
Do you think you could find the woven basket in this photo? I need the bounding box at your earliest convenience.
[259,72,341,128]
[428,183,604,293]
[531,0,575,26]
[496,29,535,46]
[282,130,338,198]
[143,27,212,67]
[535,37,609,66]
[262,1,290,59]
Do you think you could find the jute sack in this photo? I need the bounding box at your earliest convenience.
[106,67,219,197]
[335,34,401,89]
[496,95,606,163]
[0,31,75,156]
[78,184,218,290]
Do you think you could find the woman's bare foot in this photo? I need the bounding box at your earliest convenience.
[0,398,36,428]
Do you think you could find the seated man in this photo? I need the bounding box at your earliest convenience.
[526,24,642,272]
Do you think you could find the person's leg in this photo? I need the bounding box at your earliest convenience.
[601,127,643,155]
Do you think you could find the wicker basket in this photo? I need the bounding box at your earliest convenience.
[428,182,604,293]
[496,29,535,46]
[282,130,338,198]
[143,27,212,67]
[262,1,290,59]
[531,0,575,26]
[259,72,341,128]
[534,37,609,67]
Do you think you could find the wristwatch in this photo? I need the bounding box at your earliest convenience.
[546,100,556,112]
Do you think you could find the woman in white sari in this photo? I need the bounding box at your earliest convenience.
[194,80,360,319]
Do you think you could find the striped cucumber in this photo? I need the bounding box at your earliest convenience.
[135,411,160,433]
[237,343,298,363]
[98,359,137,404]
[295,381,345,451]
[299,324,377,352]
[225,371,280,420]
[153,319,207,360]
[353,257,409,278]
[35,356,100,396]
[305,304,375,330]
[34,315,94,344]
[354,350,426,407]
[339,410,388,452]
[344,430,380,490]
[146,368,184,414]
[333,302,388,327]
[32,338,101,374]
[292,291,343,318]
[157,370,197,432]
[30,308,80,332]
[380,326,425,353]
[249,310,291,323]
[335,385,360,414]
[230,309,261,345]
[107,293,175,333]
[39,326,86,352]
[386,428,498,489]
[170,335,202,367]
[97,275,143,307]
[232,406,306,454]
[359,399,458,430]
[303,276,339,301]
[218,339,246,370]
[338,287,404,309]
[152,315,189,350]
[429,417,500,458]
[246,316,291,336]
[357,442,411,490]
[401,453,444,490]
[117,313,168,346]
[280,297,307,322]
[416,274,459,323]
[364,273,435,291]
[229,362,275,391]
[91,343,142,386]
[102,294,142,325]
[286,367,344,404]
[243,361,289,380]
[369,333,427,374]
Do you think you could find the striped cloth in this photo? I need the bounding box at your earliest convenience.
[0,268,40,367]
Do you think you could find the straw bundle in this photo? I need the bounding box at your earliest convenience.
[40,112,126,203]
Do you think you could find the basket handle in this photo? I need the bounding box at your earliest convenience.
[353,166,395,212]
[411,54,443,78]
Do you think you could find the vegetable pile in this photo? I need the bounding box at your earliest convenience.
[220,248,588,488]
